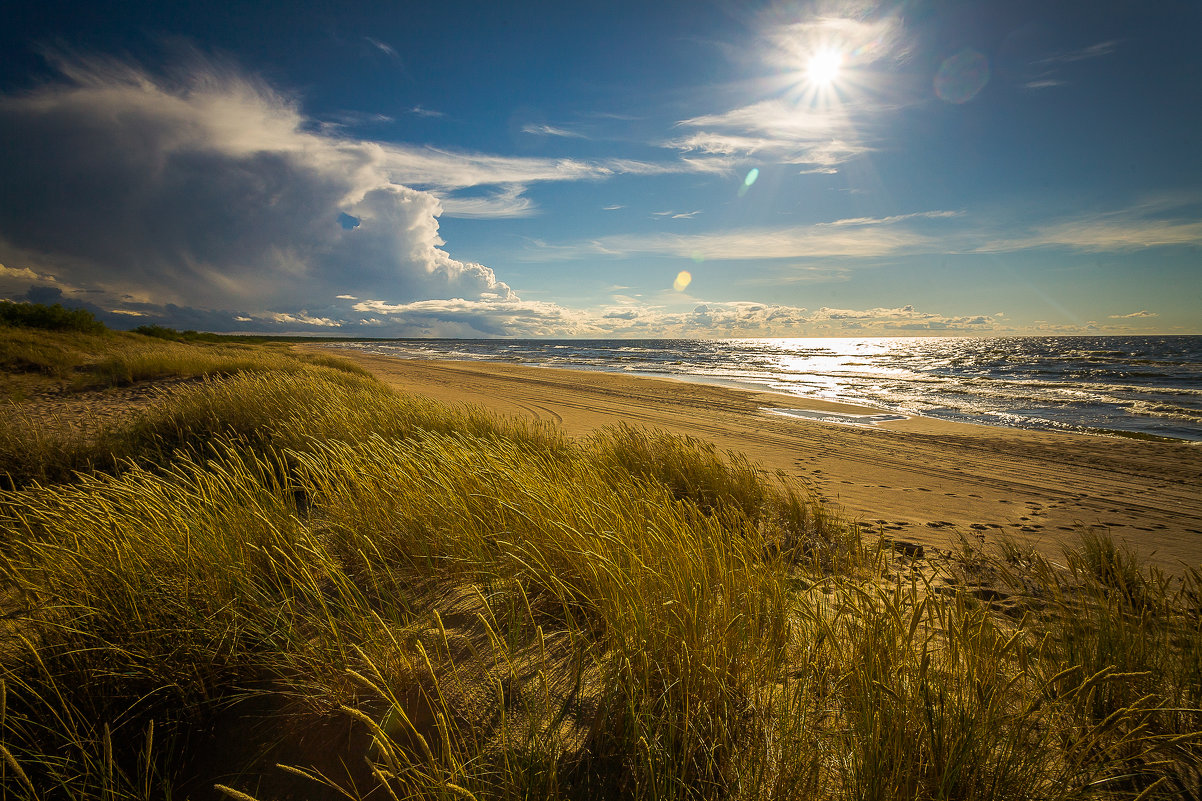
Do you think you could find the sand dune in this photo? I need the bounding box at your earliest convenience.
[313,350,1202,574]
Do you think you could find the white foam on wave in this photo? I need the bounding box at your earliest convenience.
[767,408,909,426]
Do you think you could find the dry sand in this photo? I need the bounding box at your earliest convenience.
[312,349,1202,575]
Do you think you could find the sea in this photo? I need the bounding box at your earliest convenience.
[330,336,1202,443]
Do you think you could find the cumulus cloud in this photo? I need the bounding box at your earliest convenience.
[0,54,529,321]
[0,54,722,330]
[807,304,995,331]
[341,296,998,338]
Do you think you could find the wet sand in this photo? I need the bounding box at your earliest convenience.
[308,349,1202,575]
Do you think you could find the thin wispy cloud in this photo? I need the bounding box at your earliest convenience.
[1109,310,1159,319]
[324,110,394,127]
[521,123,586,138]
[364,36,398,58]
[1036,40,1119,66]
[438,186,537,219]
[410,105,445,118]
[524,199,1202,266]
[670,100,872,171]
[1024,79,1067,90]
[828,210,963,226]
[1024,40,1119,90]
[976,215,1202,253]
[528,210,955,262]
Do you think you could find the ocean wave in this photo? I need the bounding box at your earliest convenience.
[327,335,1202,441]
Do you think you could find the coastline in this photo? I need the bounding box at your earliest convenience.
[306,347,1202,574]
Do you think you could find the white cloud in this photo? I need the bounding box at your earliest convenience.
[759,8,912,72]
[1024,79,1066,90]
[437,186,537,219]
[339,295,1000,338]
[365,37,398,57]
[665,6,911,171]
[410,105,445,118]
[670,99,872,171]
[975,211,1202,253]
[1109,310,1159,319]
[264,311,341,327]
[521,123,586,138]
[1022,40,1119,91]
[806,304,994,331]
[0,55,528,316]
[0,53,740,329]
[528,210,952,261]
[1035,40,1119,66]
[2,55,736,322]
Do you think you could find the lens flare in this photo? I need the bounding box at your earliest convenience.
[934,48,990,104]
[738,167,759,197]
[673,270,692,291]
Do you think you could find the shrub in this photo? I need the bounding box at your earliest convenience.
[0,301,106,334]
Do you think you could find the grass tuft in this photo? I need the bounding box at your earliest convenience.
[0,336,1197,799]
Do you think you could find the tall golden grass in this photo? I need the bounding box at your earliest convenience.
[0,347,1197,799]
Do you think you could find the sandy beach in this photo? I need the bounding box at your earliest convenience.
[311,348,1202,574]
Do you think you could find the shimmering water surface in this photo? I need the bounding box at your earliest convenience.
[331,337,1202,442]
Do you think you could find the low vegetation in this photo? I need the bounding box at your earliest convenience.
[0,301,107,334]
[0,324,1197,799]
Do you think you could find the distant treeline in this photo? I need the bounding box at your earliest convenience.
[129,324,227,342]
[0,301,310,343]
[0,300,106,334]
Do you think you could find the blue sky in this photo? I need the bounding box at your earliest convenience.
[1,0,1199,337]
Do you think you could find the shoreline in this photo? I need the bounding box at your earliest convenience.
[329,344,1202,444]
[305,347,1202,575]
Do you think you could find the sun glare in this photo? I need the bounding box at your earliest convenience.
[807,48,843,87]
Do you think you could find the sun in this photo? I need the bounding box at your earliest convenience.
[806,48,843,87]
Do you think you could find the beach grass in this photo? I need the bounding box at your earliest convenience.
[0,325,1198,799]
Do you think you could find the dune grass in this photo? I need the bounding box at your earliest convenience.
[0,313,368,391]
[0,351,1197,799]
